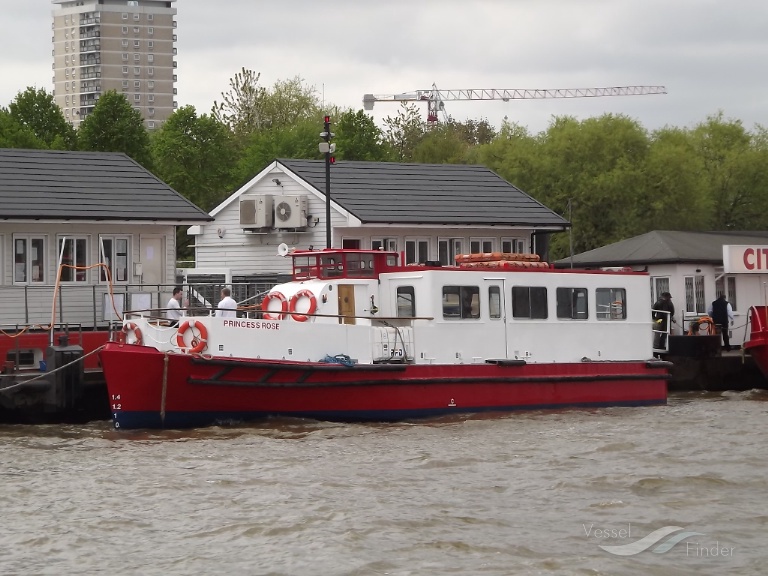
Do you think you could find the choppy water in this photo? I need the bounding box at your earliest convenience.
[1,391,767,576]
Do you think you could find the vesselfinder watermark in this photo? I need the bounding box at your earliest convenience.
[583,523,735,558]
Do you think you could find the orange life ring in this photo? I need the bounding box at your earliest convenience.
[289,289,317,322]
[122,321,143,345]
[176,319,208,354]
[261,291,288,320]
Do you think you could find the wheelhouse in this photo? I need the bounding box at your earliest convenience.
[291,249,400,281]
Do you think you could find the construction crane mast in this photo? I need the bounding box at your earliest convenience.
[363,83,667,126]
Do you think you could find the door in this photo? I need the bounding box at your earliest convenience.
[487,281,509,358]
[140,237,164,285]
[338,284,356,325]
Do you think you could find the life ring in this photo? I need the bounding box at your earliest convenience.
[261,291,288,320]
[289,289,317,322]
[176,319,208,354]
[122,322,143,345]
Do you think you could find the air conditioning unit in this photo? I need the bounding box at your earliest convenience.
[273,195,308,229]
[239,195,273,229]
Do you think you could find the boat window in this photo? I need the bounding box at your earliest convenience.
[321,255,342,278]
[397,286,415,317]
[512,286,548,319]
[293,255,317,280]
[345,253,375,278]
[442,286,480,319]
[596,288,626,320]
[556,287,588,320]
[489,286,501,319]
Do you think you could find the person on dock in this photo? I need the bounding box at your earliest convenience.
[216,287,238,318]
[166,286,184,325]
[652,292,675,349]
[708,294,734,351]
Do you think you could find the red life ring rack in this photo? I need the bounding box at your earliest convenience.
[261,291,288,320]
[289,289,317,322]
[176,319,208,354]
[121,322,143,345]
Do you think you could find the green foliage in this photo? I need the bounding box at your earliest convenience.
[383,103,426,161]
[0,107,45,149]
[77,90,152,168]
[9,87,76,149]
[412,126,468,164]
[334,109,391,161]
[151,105,238,211]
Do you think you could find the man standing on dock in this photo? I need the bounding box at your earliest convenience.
[708,294,734,351]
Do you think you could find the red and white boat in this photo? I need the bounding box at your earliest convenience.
[744,306,768,378]
[99,249,669,429]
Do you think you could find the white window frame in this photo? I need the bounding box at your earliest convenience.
[13,235,46,285]
[122,12,128,20]
[715,275,738,312]
[122,66,129,74]
[470,237,495,254]
[99,235,130,283]
[134,67,141,75]
[501,237,526,254]
[438,237,464,265]
[147,94,154,102]
[683,274,706,314]
[404,238,429,264]
[57,236,89,283]
[133,53,140,62]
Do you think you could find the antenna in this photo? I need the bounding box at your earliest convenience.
[277,243,290,257]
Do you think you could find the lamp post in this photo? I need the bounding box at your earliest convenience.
[319,116,336,249]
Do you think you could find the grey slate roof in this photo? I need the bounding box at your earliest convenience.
[554,230,768,267]
[278,159,569,228]
[0,148,211,222]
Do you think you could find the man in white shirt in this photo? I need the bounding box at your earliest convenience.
[167,286,184,324]
[216,287,237,318]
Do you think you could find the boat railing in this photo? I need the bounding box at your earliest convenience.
[651,308,671,354]
[0,282,271,330]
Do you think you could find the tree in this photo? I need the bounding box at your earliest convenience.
[212,67,266,138]
[0,107,45,149]
[258,76,320,130]
[77,90,152,168]
[9,87,76,149]
[412,126,468,164]
[334,109,391,161]
[151,105,239,211]
[383,103,426,162]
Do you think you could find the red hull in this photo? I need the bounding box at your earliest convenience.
[744,306,768,379]
[0,330,110,372]
[100,342,669,429]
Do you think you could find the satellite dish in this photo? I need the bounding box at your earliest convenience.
[277,243,290,257]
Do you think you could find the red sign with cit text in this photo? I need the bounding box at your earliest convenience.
[723,245,768,273]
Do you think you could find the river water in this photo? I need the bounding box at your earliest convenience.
[0,390,766,576]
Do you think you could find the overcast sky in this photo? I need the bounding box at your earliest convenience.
[3,0,767,135]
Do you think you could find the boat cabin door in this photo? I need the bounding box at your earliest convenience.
[338,284,356,325]
[486,281,509,358]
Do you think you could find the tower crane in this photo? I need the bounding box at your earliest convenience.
[363,83,667,126]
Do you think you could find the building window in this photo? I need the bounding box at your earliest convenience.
[148,95,154,102]
[133,27,139,34]
[405,239,429,264]
[371,238,397,252]
[14,236,45,284]
[134,67,140,75]
[715,276,738,311]
[122,53,128,61]
[147,41,153,49]
[99,236,129,283]
[147,54,154,63]
[148,107,155,116]
[122,26,128,34]
[134,81,141,88]
[470,237,494,254]
[442,286,480,319]
[122,66,129,74]
[134,94,141,102]
[133,54,140,62]
[134,40,140,48]
[397,286,415,318]
[133,13,140,20]
[556,287,588,320]
[147,67,154,76]
[596,288,626,320]
[58,237,88,282]
[121,39,128,47]
[122,80,129,88]
[122,12,128,19]
[501,238,526,254]
[438,238,463,265]
[147,80,154,89]
[148,13,153,21]
[512,286,548,319]
[148,121,155,129]
[684,275,706,314]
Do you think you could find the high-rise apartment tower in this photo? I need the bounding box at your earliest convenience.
[52,0,177,129]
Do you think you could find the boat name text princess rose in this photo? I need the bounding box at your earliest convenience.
[222,320,281,330]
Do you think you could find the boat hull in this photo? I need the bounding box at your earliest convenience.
[744,306,768,379]
[100,342,669,429]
